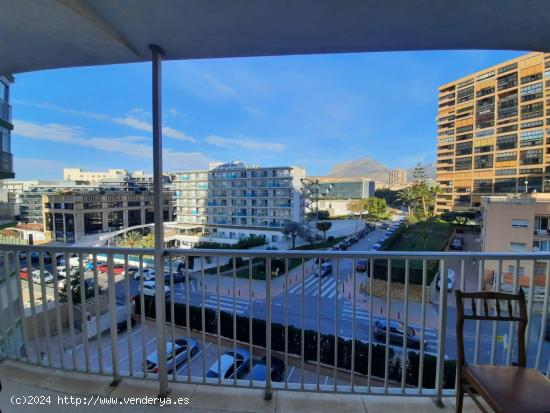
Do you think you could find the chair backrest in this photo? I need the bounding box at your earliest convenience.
[455,289,527,368]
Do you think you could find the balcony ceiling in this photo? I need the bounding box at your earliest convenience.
[2,0,550,75]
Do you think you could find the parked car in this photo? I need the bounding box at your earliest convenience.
[373,319,423,349]
[315,257,330,265]
[116,317,137,333]
[206,349,250,380]
[240,356,285,382]
[314,262,333,277]
[355,259,369,272]
[125,266,140,276]
[56,265,80,279]
[31,269,54,284]
[450,237,464,250]
[96,263,125,274]
[140,281,170,297]
[135,268,170,282]
[436,268,456,292]
[145,338,199,373]
[371,243,381,251]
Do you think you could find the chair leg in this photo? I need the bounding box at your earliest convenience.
[456,379,464,413]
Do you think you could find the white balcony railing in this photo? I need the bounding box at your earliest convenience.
[0,245,548,402]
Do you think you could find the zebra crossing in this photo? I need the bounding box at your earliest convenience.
[202,295,249,316]
[287,274,341,299]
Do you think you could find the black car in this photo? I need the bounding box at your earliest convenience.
[164,272,186,284]
[240,357,285,382]
[373,319,423,349]
[117,317,136,333]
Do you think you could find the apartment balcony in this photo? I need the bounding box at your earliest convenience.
[1,246,549,412]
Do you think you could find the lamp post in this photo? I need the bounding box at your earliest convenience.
[524,179,528,194]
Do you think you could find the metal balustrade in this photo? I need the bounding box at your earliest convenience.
[0,245,548,402]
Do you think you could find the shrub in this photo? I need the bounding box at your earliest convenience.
[327,235,335,243]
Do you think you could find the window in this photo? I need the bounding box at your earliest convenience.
[477,70,495,81]
[519,148,543,165]
[458,78,474,88]
[456,133,473,142]
[128,201,141,207]
[521,102,543,120]
[511,219,529,228]
[509,242,527,252]
[498,63,517,74]
[474,154,493,169]
[520,82,543,101]
[508,265,525,276]
[457,86,474,103]
[520,72,542,84]
[497,72,518,90]
[496,134,517,150]
[455,157,472,171]
[519,168,542,175]
[83,202,101,209]
[473,179,492,193]
[520,120,543,130]
[495,168,516,176]
[476,86,495,98]
[474,145,493,153]
[520,129,543,147]
[475,129,494,138]
[497,124,518,134]
[456,125,473,133]
[455,141,472,156]
[494,178,516,193]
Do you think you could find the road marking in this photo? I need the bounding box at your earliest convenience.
[287,366,295,381]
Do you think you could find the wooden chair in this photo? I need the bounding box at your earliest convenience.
[455,289,550,413]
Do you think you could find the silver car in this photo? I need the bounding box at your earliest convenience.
[145,338,199,374]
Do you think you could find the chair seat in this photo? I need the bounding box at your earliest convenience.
[463,365,550,413]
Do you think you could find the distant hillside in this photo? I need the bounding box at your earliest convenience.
[328,157,435,183]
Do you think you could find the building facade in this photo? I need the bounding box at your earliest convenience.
[388,169,407,187]
[0,76,14,179]
[480,192,549,296]
[311,176,375,217]
[173,162,305,243]
[43,190,173,243]
[436,52,550,214]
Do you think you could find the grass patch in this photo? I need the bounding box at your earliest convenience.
[385,219,453,252]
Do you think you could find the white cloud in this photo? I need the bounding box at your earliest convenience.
[205,135,285,152]
[13,119,211,171]
[19,102,196,143]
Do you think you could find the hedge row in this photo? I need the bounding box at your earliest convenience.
[372,259,439,285]
[135,296,455,389]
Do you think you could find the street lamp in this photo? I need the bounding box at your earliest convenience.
[524,179,528,194]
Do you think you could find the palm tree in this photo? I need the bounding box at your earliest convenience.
[396,186,416,224]
[119,231,146,248]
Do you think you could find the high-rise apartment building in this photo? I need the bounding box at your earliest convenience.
[388,169,407,187]
[173,161,305,243]
[0,76,14,179]
[436,52,550,213]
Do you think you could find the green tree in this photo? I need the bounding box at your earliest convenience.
[347,199,369,219]
[315,221,332,242]
[396,186,417,224]
[365,197,387,218]
[410,164,436,219]
[59,273,95,304]
[375,188,399,207]
[282,221,305,248]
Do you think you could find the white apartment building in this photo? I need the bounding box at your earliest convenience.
[173,161,305,243]
[63,168,128,182]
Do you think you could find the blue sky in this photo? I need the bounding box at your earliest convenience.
[11,49,525,180]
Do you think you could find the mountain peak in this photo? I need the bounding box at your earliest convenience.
[328,157,435,183]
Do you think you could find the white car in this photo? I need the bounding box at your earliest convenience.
[134,268,156,281]
[31,269,53,284]
[57,265,79,279]
[436,268,456,292]
[141,281,170,297]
